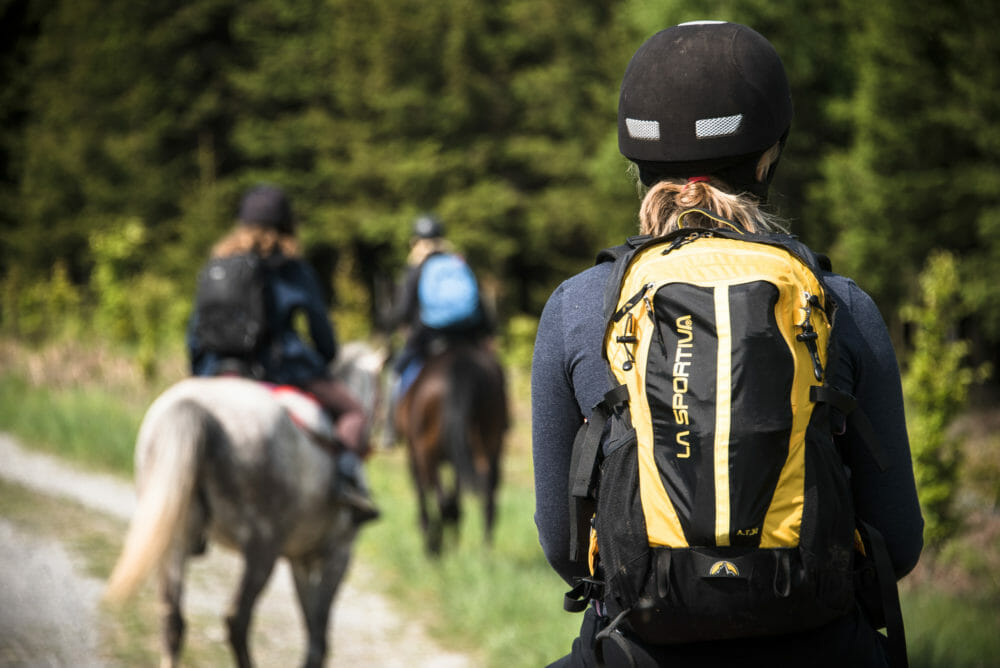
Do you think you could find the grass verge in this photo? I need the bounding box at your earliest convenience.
[901,588,1000,668]
[357,448,582,667]
[0,373,139,475]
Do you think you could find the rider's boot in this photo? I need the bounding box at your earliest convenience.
[336,450,381,526]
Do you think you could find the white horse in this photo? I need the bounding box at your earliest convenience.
[104,342,386,668]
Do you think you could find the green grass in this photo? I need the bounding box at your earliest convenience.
[357,449,582,667]
[902,589,1000,668]
[0,373,139,475]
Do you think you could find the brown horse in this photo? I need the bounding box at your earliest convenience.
[104,342,385,668]
[395,342,508,555]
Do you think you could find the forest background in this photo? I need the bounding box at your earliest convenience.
[1,0,999,664]
[3,0,999,362]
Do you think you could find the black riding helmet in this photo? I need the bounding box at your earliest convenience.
[618,21,793,199]
[238,184,295,234]
[412,214,445,240]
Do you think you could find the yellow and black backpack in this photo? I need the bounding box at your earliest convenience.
[565,214,906,665]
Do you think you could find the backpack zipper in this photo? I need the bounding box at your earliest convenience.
[612,282,653,323]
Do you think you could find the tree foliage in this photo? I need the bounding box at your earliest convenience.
[1,0,998,381]
[816,0,1000,341]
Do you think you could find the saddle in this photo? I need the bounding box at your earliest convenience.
[270,385,338,451]
[395,335,490,402]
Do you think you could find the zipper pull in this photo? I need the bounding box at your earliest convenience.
[618,313,637,371]
[796,292,824,380]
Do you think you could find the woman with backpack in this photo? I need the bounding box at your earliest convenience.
[383,214,495,407]
[188,184,378,525]
[531,21,923,667]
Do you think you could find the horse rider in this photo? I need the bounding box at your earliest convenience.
[187,184,379,525]
[383,214,496,426]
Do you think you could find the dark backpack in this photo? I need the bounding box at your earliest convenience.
[565,218,906,665]
[193,253,269,359]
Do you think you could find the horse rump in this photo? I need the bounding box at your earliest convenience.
[442,345,507,495]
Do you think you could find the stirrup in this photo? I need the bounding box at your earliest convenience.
[337,480,381,525]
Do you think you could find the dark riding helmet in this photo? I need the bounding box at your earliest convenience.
[238,184,295,234]
[413,214,445,240]
[617,21,793,199]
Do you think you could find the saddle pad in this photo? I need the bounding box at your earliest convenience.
[270,385,336,443]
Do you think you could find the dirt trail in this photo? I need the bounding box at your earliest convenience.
[0,434,474,667]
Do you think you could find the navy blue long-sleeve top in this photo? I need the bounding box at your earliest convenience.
[531,252,924,587]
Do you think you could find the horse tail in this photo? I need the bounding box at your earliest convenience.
[104,398,208,603]
[444,348,481,494]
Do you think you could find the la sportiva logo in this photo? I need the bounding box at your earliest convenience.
[708,560,740,577]
[673,314,694,459]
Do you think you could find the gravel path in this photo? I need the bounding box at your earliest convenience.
[0,434,474,667]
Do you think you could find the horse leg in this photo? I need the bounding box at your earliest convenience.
[439,463,461,538]
[225,539,280,668]
[289,543,353,668]
[483,451,501,547]
[407,433,445,555]
[424,467,446,555]
[405,441,432,544]
[158,540,189,668]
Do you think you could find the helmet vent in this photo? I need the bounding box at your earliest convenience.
[696,114,743,138]
[626,118,661,141]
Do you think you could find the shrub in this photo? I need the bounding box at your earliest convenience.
[902,251,991,546]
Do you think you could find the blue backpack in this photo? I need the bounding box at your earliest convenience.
[418,253,480,329]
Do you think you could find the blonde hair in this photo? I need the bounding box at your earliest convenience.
[637,143,787,236]
[407,236,454,266]
[211,225,300,259]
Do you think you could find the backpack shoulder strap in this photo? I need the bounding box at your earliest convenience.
[594,235,651,265]
[597,236,662,332]
[810,385,889,471]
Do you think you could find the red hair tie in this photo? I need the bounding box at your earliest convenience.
[686,176,711,184]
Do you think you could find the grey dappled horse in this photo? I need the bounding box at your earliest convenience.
[105,342,386,668]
